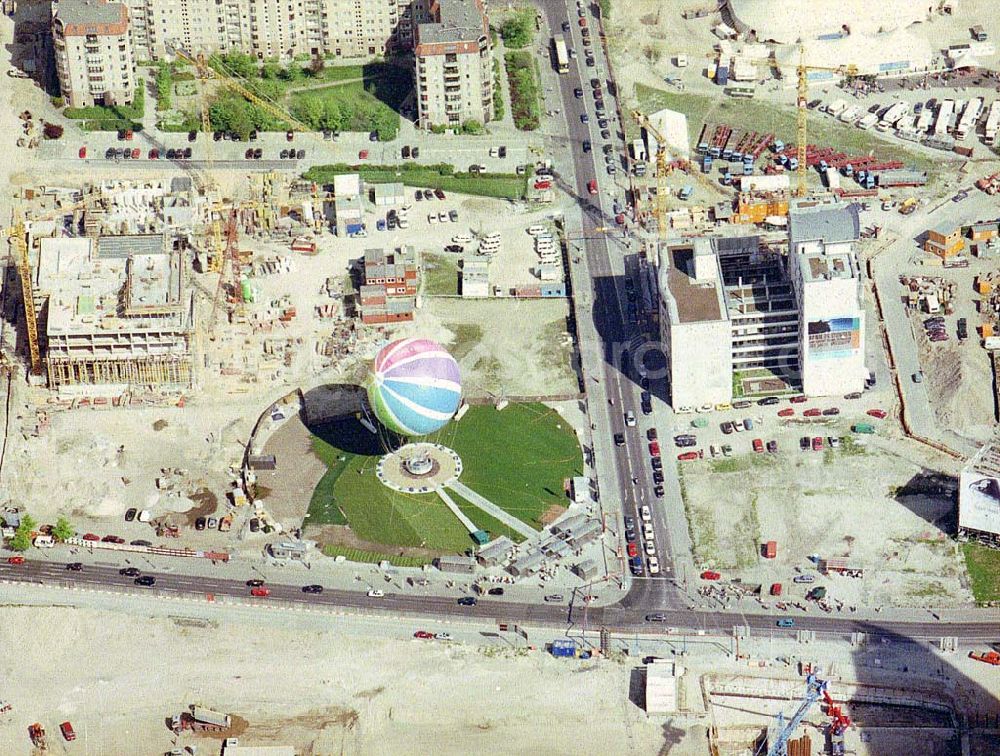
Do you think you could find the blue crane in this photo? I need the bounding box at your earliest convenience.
[756,674,828,756]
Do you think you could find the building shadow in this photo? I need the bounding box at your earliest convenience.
[627,665,646,709]
[891,470,959,535]
[300,383,404,455]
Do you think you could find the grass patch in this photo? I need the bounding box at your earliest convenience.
[505,51,541,131]
[493,59,506,121]
[839,435,868,456]
[962,543,1000,604]
[539,319,573,370]
[635,84,940,177]
[423,253,459,296]
[734,494,762,568]
[709,455,777,474]
[304,404,583,555]
[287,65,409,140]
[304,163,527,200]
[64,86,145,131]
[906,581,950,599]
[321,545,431,567]
[446,323,483,360]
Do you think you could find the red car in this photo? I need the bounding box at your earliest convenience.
[752,438,764,453]
[59,721,76,742]
[102,535,125,544]
[358,149,369,160]
[867,409,887,419]
[627,542,639,557]
[587,179,598,195]
[250,586,270,597]
[789,395,808,403]
[777,408,795,417]
[78,146,87,159]
[812,436,824,451]
[414,630,434,639]
[649,440,660,456]
[131,147,140,159]
[803,408,822,417]
[615,213,625,225]
[677,451,698,461]
[148,148,159,159]
[7,556,24,565]
[534,180,552,190]
[579,16,587,26]
[700,570,721,580]
[82,533,100,541]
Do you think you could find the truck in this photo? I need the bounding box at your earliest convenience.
[552,35,569,74]
[715,65,729,86]
[898,197,918,215]
[550,639,592,658]
[972,25,988,42]
[193,706,231,728]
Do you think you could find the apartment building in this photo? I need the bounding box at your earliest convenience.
[414,0,493,129]
[126,0,414,62]
[52,0,136,108]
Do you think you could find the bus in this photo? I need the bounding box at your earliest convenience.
[553,35,569,74]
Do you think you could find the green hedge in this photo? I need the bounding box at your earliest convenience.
[504,51,540,131]
[304,163,527,200]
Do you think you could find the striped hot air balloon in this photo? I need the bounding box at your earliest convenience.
[367,338,462,436]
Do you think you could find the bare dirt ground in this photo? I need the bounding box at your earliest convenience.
[0,605,686,756]
[681,443,972,608]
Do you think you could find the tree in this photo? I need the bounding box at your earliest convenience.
[321,100,344,131]
[280,64,306,83]
[461,119,484,135]
[52,516,74,542]
[9,514,37,552]
[217,52,258,80]
[292,96,325,129]
[261,60,283,81]
[209,94,256,139]
[309,57,325,77]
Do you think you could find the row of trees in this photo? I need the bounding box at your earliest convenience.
[9,514,74,551]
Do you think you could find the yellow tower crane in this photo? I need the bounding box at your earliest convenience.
[8,212,41,376]
[631,109,673,238]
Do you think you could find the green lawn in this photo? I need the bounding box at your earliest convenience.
[635,84,941,176]
[423,253,459,296]
[321,545,432,567]
[303,403,584,554]
[64,86,145,131]
[286,69,407,139]
[505,51,541,131]
[962,543,1000,604]
[304,163,527,201]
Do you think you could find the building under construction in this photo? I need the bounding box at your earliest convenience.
[34,233,194,390]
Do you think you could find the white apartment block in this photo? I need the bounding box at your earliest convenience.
[414,0,493,129]
[126,0,417,61]
[52,0,136,108]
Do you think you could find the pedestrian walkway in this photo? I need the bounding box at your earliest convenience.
[447,481,537,540]
[436,487,479,535]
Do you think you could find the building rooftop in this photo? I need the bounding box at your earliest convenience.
[364,246,417,281]
[799,252,857,283]
[418,0,488,46]
[931,220,959,236]
[788,201,860,246]
[658,239,727,324]
[54,0,128,35]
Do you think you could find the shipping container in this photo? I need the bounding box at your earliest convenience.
[715,65,729,86]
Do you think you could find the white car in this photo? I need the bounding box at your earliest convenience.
[428,213,438,224]
[367,589,385,598]
[648,556,660,574]
[676,405,694,414]
[434,632,453,641]
[733,420,745,432]
[644,540,656,556]
[697,404,714,413]
[643,522,654,539]
[640,505,651,522]
[438,212,449,223]
[453,234,473,244]
[527,225,547,235]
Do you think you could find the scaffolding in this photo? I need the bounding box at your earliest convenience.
[47,355,191,388]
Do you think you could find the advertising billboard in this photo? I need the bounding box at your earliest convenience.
[807,317,861,360]
[959,471,1000,537]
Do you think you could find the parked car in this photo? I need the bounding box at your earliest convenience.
[130,539,152,547]
[812,436,824,451]
[414,630,434,639]
[59,722,76,742]
[627,542,639,558]
[102,535,125,544]
[544,594,564,602]
[752,438,764,453]
[789,395,808,404]
[701,570,721,580]
[434,188,446,200]
[803,408,822,417]
[125,508,137,521]
[677,451,699,461]
[82,533,100,541]
[777,408,794,417]
[249,517,260,532]
[793,574,816,584]
[867,409,887,419]
[195,517,206,531]
[766,440,778,454]
[653,485,664,498]
[822,407,840,416]
[758,396,780,406]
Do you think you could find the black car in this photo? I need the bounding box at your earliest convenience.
[603,143,614,155]
[249,517,260,532]
[302,584,324,594]
[213,131,223,141]
[415,190,423,201]
[625,528,637,542]
[125,508,137,521]
[281,149,289,159]
[645,613,668,622]
[598,117,609,129]
[562,20,571,32]
[412,146,420,158]
[166,148,176,160]
[369,131,379,142]
[586,56,596,67]
[66,562,83,571]
[245,148,254,159]
[614,432,625,447]
[647,427,658,441]
[574,88,584,98]
[822,408,840,416]
[120,567,141,577]
[188,130,198,142]
[582,140,591,152]
[401,145,411,159]
[253,148,263,159]
[497,145,506,158]
[651,457,663,470]
[135,575,156,586]
[600,129,611,140]
[105,147,115,159]
[487,587,504,596]
[766,440,778,453]
[624,515,635,529]
[445,245,464,253]
[457,596,477,606]
[758,396,780,406]
[806,98,822,109]
[652,471,664,484]
[247,579,265,587]
[195,517,206,531]
[130,539,152,547]
[183,147,192,159]
[800,436,811,451]
[296,149,305,159]
[653,485,664,498]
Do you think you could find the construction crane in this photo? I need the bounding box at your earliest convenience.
[210,207,242,332]
[7,211,41,376]
[759,674,827,756]
[786,45,858,197]
[631,109,673,238]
